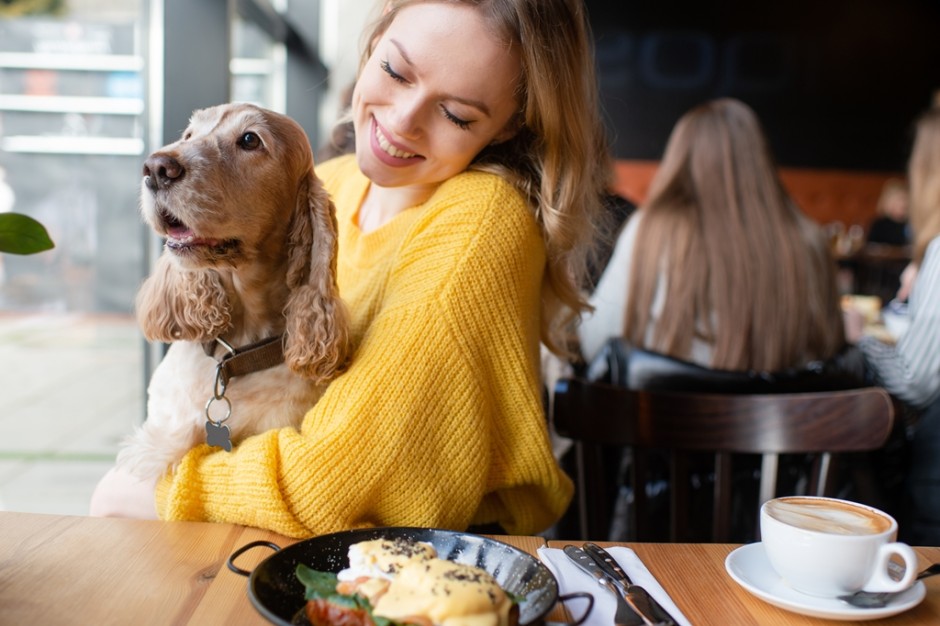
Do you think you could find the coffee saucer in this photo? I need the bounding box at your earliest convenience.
[725,543,925,621]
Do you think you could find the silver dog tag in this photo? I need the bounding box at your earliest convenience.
[204,395,233,451]
[205,420,232,451]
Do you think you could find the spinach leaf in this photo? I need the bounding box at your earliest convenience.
[293,566,402,626]
[295,564,339,600]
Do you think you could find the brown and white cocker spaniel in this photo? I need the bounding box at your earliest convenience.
[117,103,348,479]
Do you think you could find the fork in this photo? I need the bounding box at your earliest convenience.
[837,563,940,608]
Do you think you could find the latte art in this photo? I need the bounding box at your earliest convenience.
[765,497,891,535]
[760,496,916,598]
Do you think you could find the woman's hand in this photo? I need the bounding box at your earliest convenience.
[89,466,159,519]
[897,262,919,302]
[843,306,867,344]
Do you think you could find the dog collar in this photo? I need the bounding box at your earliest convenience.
[203,335,285,387]
[200,335,285,451]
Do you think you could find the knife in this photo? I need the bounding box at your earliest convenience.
[583,542,678,626]
[562,545,647,626]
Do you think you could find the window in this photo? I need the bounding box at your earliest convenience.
[0,0,327,515]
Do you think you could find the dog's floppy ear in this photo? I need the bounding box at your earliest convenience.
[135,253,232,343]
[283,171,349,382]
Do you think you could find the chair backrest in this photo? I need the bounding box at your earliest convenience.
[590,337,867,394]
[552,377,895,542]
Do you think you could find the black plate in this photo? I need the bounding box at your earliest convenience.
[229,527,560,626]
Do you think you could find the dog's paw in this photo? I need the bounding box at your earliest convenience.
[115,425,196,480]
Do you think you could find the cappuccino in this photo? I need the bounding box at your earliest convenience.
[760,496,916,597]
[764,497,892,535]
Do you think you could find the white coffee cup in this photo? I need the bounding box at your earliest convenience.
[760,496,917,598]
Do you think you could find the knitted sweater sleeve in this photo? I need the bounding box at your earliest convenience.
[155,167,573,537]
[857,236,940,409]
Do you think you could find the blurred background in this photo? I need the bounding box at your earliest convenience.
[1,0,938,514]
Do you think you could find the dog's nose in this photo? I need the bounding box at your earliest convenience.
[143,154,185,191]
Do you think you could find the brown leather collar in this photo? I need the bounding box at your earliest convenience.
[203,335,284,387]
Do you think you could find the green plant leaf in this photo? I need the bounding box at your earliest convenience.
[0,212,55,255]
[295,564,339,600]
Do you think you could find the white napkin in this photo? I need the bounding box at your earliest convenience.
[538,546,693,626]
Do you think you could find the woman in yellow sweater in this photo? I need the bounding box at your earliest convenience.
[91,0,610,537]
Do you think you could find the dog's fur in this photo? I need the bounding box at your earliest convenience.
[117,103,348,479]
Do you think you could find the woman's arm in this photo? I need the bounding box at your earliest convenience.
[897,261,919,302]
[154,173,572,537]
[858,238,940,409]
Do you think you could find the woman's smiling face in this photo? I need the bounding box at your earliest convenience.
[352,2,522,190]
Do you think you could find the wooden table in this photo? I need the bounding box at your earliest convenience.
[1,511,938,625]
[546,540,940,625]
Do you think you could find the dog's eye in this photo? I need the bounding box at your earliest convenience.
[183,131,193,140]
[237,132,262,150]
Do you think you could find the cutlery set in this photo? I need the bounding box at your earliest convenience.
[563,543,678,626]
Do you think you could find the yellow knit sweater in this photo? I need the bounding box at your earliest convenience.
[155,155,573,537]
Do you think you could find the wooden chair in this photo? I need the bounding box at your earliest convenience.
[552,377,896,542]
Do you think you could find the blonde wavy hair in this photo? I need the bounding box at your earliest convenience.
[357,0,611,354]
[908,107,940,265]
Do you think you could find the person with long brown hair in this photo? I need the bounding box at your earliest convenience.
[579,98,844,371]
[91,0,610,537]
